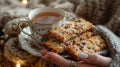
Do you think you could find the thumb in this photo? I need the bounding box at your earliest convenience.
[78,53,112,67]
[43,52,70,67]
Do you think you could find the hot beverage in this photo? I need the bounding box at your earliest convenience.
[33,12,63,24]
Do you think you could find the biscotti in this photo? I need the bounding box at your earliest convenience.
[66,35,107,60]
[88,35,107,50]
[44,40,66,53]
[67,45,81,60]
[49,18,94,42]
[44,31,93,53]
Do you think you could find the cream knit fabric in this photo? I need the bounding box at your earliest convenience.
[69,0,120,37]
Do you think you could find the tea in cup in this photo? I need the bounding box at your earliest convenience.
[19,7,66,43]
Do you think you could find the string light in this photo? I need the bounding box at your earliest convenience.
[22,0,28,5]
[16,61,21,67]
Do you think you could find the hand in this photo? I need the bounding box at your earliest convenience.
[41,50,112,67]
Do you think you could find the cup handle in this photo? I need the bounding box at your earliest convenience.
[18,18,34,38]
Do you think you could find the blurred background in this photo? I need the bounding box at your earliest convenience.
[0,0,120,67]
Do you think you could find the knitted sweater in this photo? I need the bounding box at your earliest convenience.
[69,0,120,37]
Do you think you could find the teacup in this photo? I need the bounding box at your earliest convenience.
[19,7,66,43]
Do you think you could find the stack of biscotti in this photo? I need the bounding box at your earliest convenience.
[48,18,94,42]
[67,35,107,60]
[43,18,107,60]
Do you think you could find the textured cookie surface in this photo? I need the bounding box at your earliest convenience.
[43,18,107,60]
[49,18,94,42]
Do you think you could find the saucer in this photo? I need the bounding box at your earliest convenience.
[18,26,44,56]
[18,20,72,57]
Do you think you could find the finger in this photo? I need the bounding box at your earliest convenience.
[43,52,70,67]
[78,53,112,66]
[40,50,48,56]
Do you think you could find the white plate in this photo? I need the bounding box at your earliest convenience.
[18,26,43,56]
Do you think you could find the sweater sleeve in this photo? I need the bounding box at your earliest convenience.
[95,25,120,67]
